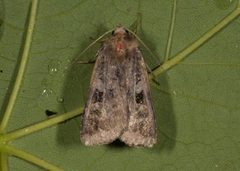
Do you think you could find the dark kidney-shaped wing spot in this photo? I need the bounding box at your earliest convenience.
[93,89,103,103]
[136,91,144,104]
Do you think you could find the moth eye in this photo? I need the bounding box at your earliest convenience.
[112,30,115,35]
[124,29,132,40]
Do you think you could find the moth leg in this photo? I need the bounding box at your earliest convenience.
[150,76,160,86]
[77,59,96,64]
[127,12,160,66]
[71,29,113,66]
[146,67,160,86]
[77,30,113,58]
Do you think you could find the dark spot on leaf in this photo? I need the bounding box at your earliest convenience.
[45,109,57,116]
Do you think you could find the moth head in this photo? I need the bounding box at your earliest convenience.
[112,26,130,37]
[110,26,138,56]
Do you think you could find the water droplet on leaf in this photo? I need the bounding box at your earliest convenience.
[41,88,53,96]
[57,96,64,103]
[48,59,61,75]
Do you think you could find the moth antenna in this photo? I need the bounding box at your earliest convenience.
[126,28,160,71]
[71,29,114,65]
[130,12,142,34]
[128,12,158,79]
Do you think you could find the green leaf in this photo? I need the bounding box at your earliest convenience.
[0,0,240,170]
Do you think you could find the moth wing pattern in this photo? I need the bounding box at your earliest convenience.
[81,26,157,147]
[80,45,128,146]
[120,48,157,147]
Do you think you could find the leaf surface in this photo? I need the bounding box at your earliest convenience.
[0,0,240,170]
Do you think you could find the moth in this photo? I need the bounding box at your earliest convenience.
[80,26,157,147]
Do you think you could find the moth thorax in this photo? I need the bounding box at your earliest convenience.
[115,41,126,56]
[127,40,138,51]
[114,27,126,35]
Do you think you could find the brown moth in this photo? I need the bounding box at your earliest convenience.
[80,26,157,147]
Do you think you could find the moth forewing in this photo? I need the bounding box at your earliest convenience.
[120,48,157,147]
[80,26,157,147]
